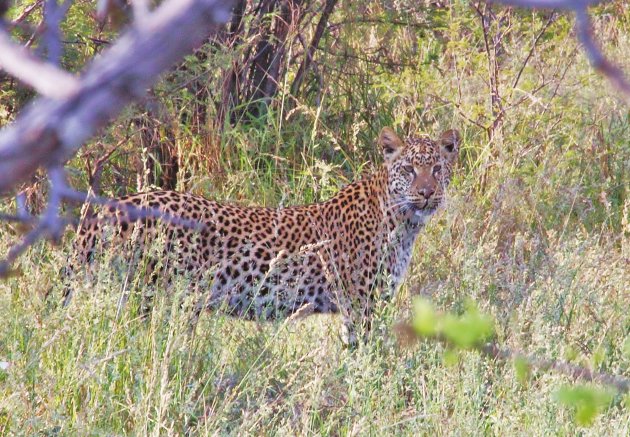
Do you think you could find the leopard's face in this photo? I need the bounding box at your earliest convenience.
[379,127,461,220]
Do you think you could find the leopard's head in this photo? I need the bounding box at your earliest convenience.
[379,126,461,221]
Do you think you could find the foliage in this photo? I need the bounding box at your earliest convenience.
[555,385,615,426]
[412,298,495,349]
[412,297,628,427]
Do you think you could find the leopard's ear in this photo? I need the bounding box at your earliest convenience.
[439,129,461,163]
[379,127,404,163]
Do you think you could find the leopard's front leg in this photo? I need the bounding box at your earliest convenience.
[337,281,377,348]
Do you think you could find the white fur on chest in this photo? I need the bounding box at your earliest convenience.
[412,209,432,226]
[385,215,429,293]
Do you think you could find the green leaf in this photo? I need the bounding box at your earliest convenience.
[622,336,630,359]
[441,303,495,349]
[411,298,496,349]
[555,385,614,427]
[412,298,438,337]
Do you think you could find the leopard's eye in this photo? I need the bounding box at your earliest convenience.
[432,164,442,175]
[402,164,414,174]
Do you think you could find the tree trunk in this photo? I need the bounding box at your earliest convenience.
[291,0,337,97]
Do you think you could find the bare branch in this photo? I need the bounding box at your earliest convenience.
[0,171,209,276]
[10,1,44,26]
[0,30,80,98]
[41,0,73,65]
[492,0,630,103]
[0,166,72,277]
[396,324,629,394]
[574,7,630,98]
[0,0,235,194]
[61,189,208,232]
[85,139,127,195]
[482,342,630,394]
[131,0,151,25]
[511,12,556,91]
[0,223,48,276]
[291,0,338,96]
[0,213,36,224]
[0,0,234,272]
[16,192,30,221]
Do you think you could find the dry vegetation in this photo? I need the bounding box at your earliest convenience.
[0,0,628,434]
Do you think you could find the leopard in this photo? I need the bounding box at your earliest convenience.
[69,127,461,344]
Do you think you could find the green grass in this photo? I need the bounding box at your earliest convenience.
[0,220,628,434]
[0,172,627,434]
[1,2,630,435]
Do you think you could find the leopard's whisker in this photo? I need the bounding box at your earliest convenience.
[386,198,411,212]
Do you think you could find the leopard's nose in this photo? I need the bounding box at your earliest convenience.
[420,188,435,199]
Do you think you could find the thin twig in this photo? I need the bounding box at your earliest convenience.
[574,7,630,98]
[0,213,37,224]
[131,0,151,25]
[290,0,338,96]
[10,0,44,26]
[511,12,556,91]
[83,134,136,195]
